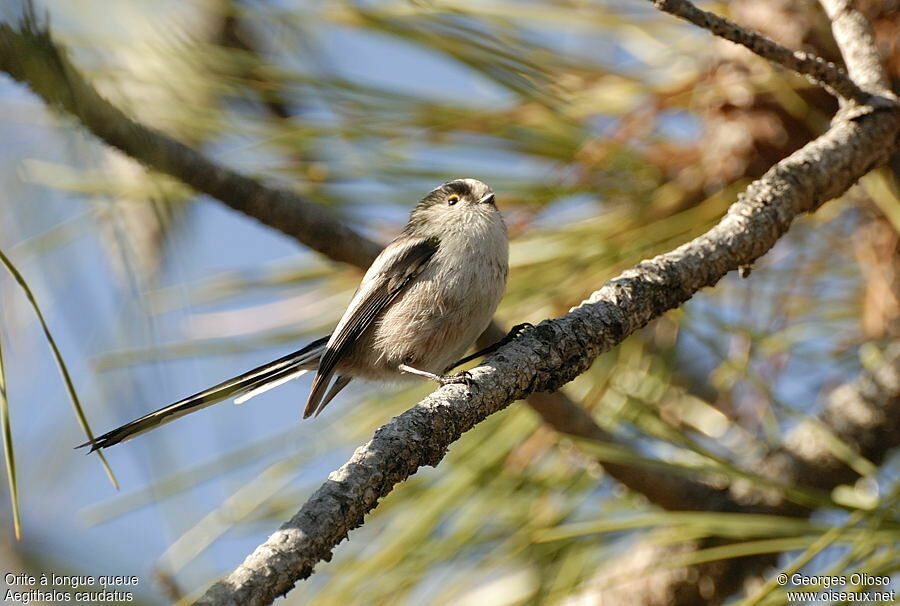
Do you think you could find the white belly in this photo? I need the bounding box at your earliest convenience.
[340,218,508,378]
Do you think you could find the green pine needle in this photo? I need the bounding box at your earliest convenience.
[0,329,20,539]
[0,246,118,491]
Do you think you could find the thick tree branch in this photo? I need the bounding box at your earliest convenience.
[651,0,872,104]
[194,97,900,604]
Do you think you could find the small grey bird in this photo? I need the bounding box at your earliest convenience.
[80,178,509,451]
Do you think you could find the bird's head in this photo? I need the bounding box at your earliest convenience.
[405,178,500,237]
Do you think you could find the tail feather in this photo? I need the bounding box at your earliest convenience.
[233,368,309,405]
[309,375,352,418]
[78,336,328,451]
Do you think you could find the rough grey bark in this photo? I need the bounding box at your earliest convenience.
[192,0,899,602]
[819,0,895,95]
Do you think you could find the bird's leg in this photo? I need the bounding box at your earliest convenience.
[444,322,534,372]
[399,364,473,387]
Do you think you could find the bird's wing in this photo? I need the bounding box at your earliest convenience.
[304,236,440,417]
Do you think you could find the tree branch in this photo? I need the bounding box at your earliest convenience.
[650,0,872,104]
[475,324,726,512]
[194,98,900,605]
[818,0,894,95]
[0,19,381,270]
[562,4,900,604]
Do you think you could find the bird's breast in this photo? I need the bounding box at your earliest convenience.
[348,220,508,378]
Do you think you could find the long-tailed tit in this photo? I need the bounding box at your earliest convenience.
[81,178,509,450]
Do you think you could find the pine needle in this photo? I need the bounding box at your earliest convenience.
[0,246,118,490]
[0,328,21,539]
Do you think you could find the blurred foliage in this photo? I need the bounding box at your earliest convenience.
[0,0,898,605]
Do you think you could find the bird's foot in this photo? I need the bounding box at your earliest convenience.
[439,370,474,387]
[399,364,475,388]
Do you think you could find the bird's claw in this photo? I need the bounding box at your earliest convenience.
[440,370,474,387]
[509,322,534,338]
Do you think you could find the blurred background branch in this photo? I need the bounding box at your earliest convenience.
[580,341,900,606]
[652,0,870,104]
[0,16,381,269]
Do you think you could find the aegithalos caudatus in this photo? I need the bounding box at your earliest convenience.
[80,178,509,451]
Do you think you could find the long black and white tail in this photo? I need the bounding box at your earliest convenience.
[78,336,329,451]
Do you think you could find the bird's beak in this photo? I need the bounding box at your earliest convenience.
[478,193,496,205]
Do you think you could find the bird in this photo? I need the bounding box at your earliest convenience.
[79,178,509,451]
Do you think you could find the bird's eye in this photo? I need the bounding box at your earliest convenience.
[447,194,460,205]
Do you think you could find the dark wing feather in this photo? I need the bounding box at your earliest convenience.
[304,236,440,417]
